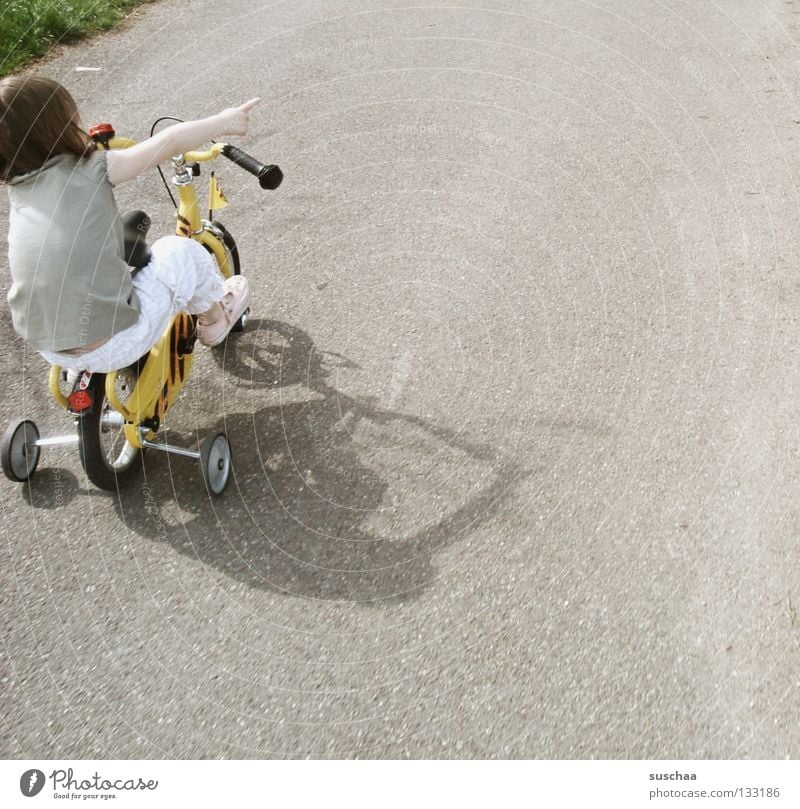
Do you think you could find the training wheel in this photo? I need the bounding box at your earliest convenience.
[1,419,41,483]
[199,432,232,495]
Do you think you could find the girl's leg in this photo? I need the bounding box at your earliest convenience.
[148,236,250,345]
[149,235,223,313]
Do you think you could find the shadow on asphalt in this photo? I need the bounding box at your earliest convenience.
[23,319,526,605]
[20,467,82,509]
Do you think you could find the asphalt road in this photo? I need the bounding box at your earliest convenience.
[2,0,800,759]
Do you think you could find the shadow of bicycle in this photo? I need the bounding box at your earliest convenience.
[113,318,526,605]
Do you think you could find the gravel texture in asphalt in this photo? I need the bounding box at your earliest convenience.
[2,0,800,758]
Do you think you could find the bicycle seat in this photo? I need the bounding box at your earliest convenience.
[121,210,152,271]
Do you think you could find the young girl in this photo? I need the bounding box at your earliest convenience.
[0,75,259,372]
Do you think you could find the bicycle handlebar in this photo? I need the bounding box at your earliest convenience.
[220,144,283,190]
[103,132,283,190]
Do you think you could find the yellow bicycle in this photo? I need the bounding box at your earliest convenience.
[1,120,282,495]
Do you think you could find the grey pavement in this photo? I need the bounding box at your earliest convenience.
[2,0,800,758]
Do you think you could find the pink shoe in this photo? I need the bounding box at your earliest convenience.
[196,276,251,347]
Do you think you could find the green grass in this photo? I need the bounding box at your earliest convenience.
[0,0,153,76]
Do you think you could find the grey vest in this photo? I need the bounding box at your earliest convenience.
[6,151,139,352]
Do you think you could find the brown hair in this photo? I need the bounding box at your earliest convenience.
[0,76,96,181]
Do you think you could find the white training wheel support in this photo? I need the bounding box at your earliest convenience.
[1,418,233,495]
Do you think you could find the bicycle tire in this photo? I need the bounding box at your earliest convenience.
[199,432,232,495]
[1,419,40,482]
[78,373,141,491]
[211,222,248,332]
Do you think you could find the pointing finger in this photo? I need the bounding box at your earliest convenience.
[239,98,261,113]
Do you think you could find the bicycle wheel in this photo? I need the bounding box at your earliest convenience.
[78,373,140,491]
[199,432,232,495]
[212,222,249,332]
[1,419,40,482]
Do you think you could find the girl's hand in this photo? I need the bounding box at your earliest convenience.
[218,98,261,136]
[107,97,263,185]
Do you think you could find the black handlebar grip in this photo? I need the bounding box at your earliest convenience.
[221,144,283,190]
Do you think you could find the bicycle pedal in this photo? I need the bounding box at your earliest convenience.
[177,334,197,355]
